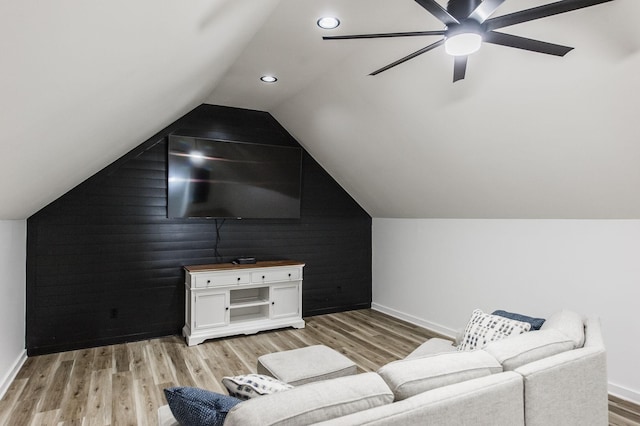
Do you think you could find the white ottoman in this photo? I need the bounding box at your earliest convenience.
[257,345,357,386]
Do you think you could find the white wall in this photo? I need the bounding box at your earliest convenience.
[372,218,640,404]
[0,220,27,399]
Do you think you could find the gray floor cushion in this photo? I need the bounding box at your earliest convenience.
[257,344,357,386]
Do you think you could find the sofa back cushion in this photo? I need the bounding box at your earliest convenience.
[540,309,585,348]
[223,372,393,426]
[377,350,502,401]
[405,338,456,360]
[483,329,575,371]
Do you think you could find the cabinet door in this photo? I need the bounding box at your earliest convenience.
[271,284,300,319]
[194,290,228,329]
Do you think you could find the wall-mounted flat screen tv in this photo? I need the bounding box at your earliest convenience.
[168,135,302,219]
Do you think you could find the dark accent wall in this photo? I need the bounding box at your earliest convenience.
[26,104,371,355]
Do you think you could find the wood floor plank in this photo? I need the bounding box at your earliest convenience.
[181,347,221,392]
[29,409,60,426]
[128,340,153,380]
[85,368,112,426]
[263,329,300,352]
[112,372,136,426]
[14,353,57,381]
[0,377,27,425]
[134,377,163,426]
[57,348,94,422]
[145,339,176,385]
[93,346,113,372]
[1,309,639,425]
[114,343,130,373]
[4,396,40,426]
[162,340,196,388]
[39,358,73,412]
[10,354,59,423]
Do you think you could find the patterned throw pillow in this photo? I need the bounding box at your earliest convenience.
[164,386,241,426]
[222,374,293,400]
[457,309,531,351]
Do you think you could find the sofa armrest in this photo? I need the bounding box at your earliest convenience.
[514,346,607,426]
[312,372,524,426]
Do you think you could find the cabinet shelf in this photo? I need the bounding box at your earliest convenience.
[230,297,269,309]
[230,304,269,323]
[230,311,269,323]
[230,287,269,308]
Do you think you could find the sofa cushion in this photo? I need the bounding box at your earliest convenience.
[222,373,293,400]
[458,309,531,351]
[223,372,393,426]
[483,329,575,370]
[540,309,585,348]
[163,386,241,426]
[377,350,503,401]
[492,310,546,330]
[405,338,457,360]
[312,372,525,426]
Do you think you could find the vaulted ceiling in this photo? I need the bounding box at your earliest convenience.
[2,0,639,220]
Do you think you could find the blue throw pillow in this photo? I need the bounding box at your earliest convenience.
[164,387,242,426]
[492,310,546,330]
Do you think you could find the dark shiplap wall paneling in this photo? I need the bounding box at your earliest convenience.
[26,104,371,355]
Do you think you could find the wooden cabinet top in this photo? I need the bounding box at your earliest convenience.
[184,260,304,273]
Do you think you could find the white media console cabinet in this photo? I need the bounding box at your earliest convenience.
[182,260,305,346]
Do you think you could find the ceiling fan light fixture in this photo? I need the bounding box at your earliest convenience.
[445,32,482,56]
[317,17,340,30]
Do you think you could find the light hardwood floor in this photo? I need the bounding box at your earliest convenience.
[1,309,638,425]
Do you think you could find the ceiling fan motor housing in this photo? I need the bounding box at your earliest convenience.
[447,0,482,20]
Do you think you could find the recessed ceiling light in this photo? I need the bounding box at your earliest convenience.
[260,75,277,83]
[317,17,340,30]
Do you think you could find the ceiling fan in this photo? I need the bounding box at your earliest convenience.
[323,0,614,82]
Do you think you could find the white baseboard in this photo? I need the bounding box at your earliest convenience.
[0,350,27,400]
[609,382,640,405]
[371,303,640,406]
[371,302,457,339]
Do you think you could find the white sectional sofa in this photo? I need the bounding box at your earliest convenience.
[159,310,608,426]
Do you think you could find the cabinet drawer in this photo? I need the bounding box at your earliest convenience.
[251,268,301,283]
[194,272,250,288]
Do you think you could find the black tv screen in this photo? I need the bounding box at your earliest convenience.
[167,135,302,219]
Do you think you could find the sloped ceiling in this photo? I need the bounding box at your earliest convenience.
[3,0,640,220]
[209,0,640,218]
[0,0,279,219]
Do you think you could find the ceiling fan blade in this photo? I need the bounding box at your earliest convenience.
[414,0,459,25]
[486,0,614,31]
[323,30,445,40]
[370,39,445,76]
[453,56,468,82]
[468,0,506,23]
[484,31,574,56]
